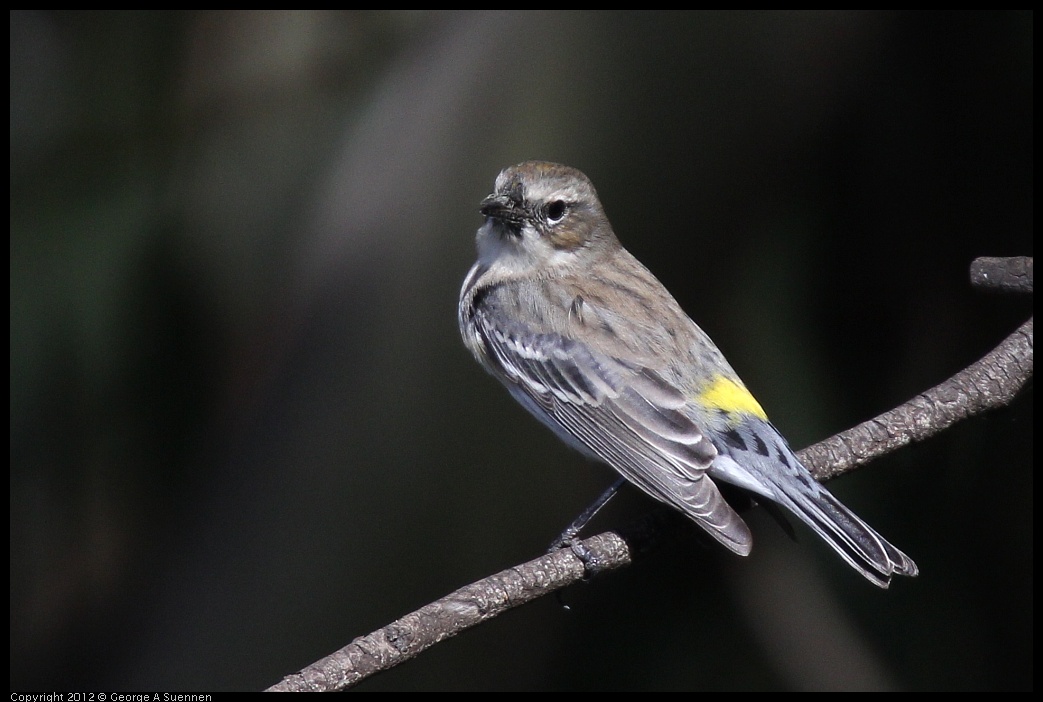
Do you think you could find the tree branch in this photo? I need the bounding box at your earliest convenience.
[267,257,1032,692]
[800,315,1032,482]
[969,255,1033,294]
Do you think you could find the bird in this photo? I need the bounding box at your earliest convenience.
[458,160,917,587]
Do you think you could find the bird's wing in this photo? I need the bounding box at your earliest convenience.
[473,309,752,555]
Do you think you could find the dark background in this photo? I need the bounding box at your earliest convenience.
[11,11,1032,691]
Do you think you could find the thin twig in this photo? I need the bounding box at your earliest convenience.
[800,316,1032,481]
[969,255,1033,294]
[267,257,1032,692]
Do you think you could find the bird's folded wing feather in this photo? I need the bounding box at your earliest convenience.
[474,310,752,554]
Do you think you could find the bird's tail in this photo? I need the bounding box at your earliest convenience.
[774,478,918,588]
[709,416,918,588]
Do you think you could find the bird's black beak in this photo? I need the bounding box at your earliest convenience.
[480,192,526,235]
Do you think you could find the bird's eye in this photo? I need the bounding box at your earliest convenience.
[545,200,568,223]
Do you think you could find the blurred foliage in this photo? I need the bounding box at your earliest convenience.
[11,10,1032,691]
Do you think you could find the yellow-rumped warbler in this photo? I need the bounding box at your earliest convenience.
[458,161,917,587]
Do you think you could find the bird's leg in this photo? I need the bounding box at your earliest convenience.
[549,477,626,577]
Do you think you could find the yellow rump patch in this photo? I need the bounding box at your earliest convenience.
[698,376,768,420]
